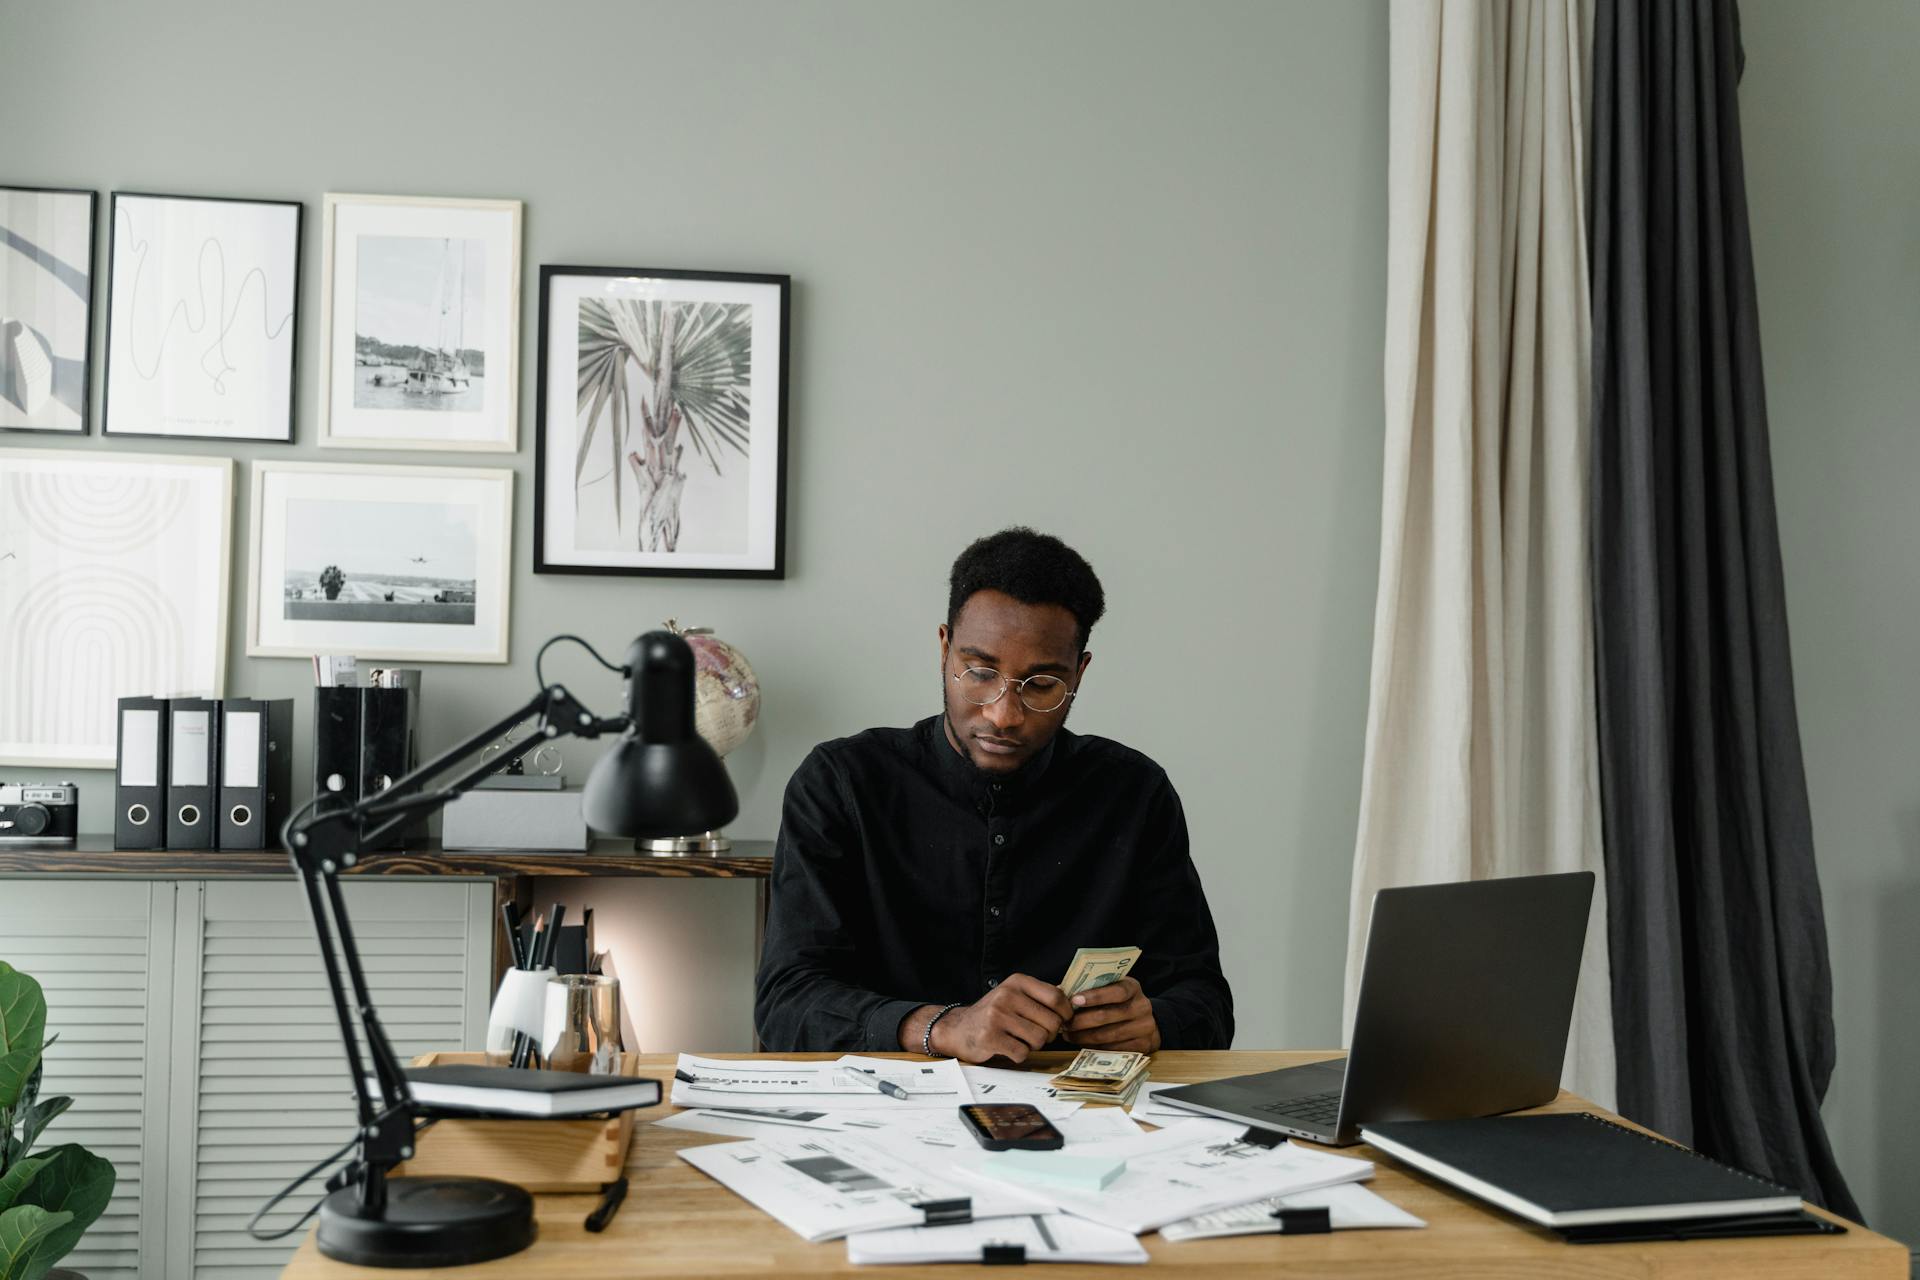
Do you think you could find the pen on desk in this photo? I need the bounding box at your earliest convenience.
[585,1176,628,1232]
[851,1069,909,1100]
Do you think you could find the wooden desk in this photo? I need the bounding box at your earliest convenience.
[283,1051,1907,1278]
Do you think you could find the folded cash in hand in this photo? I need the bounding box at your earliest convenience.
[1059,945,1141,997]
[1050,1048,1151,1106]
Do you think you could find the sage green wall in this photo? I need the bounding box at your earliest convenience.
[5,0,1912,1254]
[1740,0,1920,1251]
[1,2,1387,1060]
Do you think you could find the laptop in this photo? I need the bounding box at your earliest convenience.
[1157,870,1594,1146]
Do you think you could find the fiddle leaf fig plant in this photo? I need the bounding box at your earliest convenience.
[0,963,115,1280]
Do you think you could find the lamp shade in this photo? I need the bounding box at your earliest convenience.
[581,631,740,838]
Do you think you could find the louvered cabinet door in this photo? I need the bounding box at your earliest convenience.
[176,879,494,1280]
[0,879,176,1280]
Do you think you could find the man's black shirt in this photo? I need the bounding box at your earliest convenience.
[754,715,1234,1052]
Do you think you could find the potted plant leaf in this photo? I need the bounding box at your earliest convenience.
[0,961,116,1280]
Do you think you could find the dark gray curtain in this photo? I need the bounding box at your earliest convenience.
[1588,0,1860,1219]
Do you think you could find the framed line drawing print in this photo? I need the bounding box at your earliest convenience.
[318,193,522,452]
[0,184,96,434]
[103,191,301,441]
[535,265,789,578]
[0,449,233,766]
[247,460,514,663]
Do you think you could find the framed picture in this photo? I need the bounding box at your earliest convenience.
[103,191,301,442]
[0,185,96,434]
[246,460,513,663]
[318,194,522,453]
[0,449,232,767]
[535,265,789,578]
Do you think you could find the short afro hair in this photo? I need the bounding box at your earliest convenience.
[947,527,1106,652]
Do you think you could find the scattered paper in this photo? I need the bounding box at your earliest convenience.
[670,1053,968,1111]
[1054,1107,1145,1145]
[1128,1081,1212,1128]
[655,1106,852,1138]
[679,1131,1051,1242]
[1160,1182,1426,1240]
[963,1064,1073,1107]
[848,1212,1148,1265]
[952,1122,1375,1235]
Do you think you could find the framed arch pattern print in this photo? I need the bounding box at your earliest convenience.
[0,449,233,766]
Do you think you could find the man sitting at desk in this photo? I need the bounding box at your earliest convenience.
[754,527,1234,1062]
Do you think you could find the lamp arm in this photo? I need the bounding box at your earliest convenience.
[281,681,627,1215]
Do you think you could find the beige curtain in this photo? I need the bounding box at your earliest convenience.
[1346,0,1615,1108]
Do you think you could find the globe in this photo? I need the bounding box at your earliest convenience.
[672,624,760,758]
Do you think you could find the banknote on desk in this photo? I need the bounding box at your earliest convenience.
[1050,1048,1150,1106]
[1059,946,1141,996]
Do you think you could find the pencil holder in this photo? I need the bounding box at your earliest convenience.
[486,966,556,1057]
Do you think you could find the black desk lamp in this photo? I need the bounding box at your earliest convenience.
[281,631,737,1267]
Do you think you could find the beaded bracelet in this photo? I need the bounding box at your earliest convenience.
[922,1002,964,1057]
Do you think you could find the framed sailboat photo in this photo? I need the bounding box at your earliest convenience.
[317,193,521,452]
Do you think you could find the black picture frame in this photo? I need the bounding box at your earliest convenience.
[103,190,303,443]
[0,184,98,435]
[533,264,790,580]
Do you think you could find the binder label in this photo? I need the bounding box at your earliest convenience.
[171,710,210,785]
[224,711,261,788]
[121,709,160,786]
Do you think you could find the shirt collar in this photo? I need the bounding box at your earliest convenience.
[918,713,1063,804]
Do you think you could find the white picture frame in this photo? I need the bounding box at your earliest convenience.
[0,185,97,435]
[246,460,513,663]
[317,193,521,453]
[102,191,302,442]
[0,449,233,767]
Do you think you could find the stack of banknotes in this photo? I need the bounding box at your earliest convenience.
[1050,1048,1151,1106]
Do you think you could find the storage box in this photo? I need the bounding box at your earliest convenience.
[440,785,590,851]
[393,1051,644,1191]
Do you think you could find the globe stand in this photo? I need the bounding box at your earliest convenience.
[634,830,732,856]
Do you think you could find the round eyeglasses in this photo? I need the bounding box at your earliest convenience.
[950,666,1076,713]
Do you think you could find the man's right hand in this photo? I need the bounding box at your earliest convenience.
[907,976,1073,1064]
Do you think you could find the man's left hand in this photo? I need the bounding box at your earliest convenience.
[1064,977,1162,1053]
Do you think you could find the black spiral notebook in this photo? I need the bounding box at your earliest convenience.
[1361,1113,1819,1233]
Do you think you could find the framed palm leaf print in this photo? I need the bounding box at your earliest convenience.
[534,265,789,578]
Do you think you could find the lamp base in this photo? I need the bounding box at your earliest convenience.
[316,1176,535,1268]
[633,830,732,856]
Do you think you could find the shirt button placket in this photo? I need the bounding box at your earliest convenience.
[982,812,1009,987]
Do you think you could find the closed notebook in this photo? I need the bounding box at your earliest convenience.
[401,1065,661,1118]
[1361,1113,1801,1227]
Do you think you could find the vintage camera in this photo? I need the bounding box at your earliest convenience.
[0,781,80,845]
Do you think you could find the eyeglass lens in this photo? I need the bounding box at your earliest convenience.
[955,666,1071,712]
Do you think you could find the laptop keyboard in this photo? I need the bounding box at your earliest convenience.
[1255,1089,1342,1127]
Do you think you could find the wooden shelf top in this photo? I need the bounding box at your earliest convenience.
[0,836,774,879]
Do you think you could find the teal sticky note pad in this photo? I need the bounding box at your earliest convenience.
[984,1149,1128,1191]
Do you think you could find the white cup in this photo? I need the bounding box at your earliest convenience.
[485,966,556,1057]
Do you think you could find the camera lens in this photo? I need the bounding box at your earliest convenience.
[14,804,49,836]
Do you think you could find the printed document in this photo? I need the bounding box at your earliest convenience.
[847,1212,1148,1265]
[678,1131,1051,1242]
[1160,1182,1426,1240]
[670,1053,969,1110]
[953,1122,1375,1234]
[962,1064,1066,1106]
